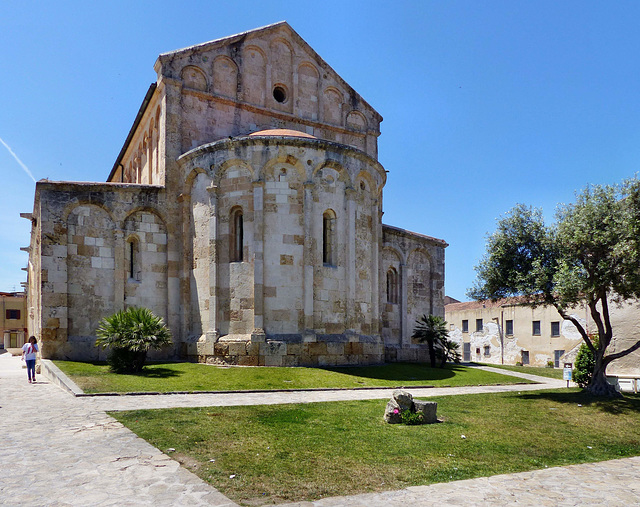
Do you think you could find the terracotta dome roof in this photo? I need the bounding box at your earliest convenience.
[248,128,317,139]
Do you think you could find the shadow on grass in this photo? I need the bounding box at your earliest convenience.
[133,366,183,379]
[517,390,640,414]
[323,362,456,382]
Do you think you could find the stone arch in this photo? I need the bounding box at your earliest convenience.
[355,170,377,194]
[242,45,266,106]
[62,200,116,224]
[346,110,367,132]
[312,160,351,187]
[270,38,293,111]
[297,62,319,120]
[260,153,306,183]
[213,56,238,99]
[185,167,211,192]
[120,206,167,230]
[181,65,208,92]
[211,159,255,187]
[322,87,344,125]
[383,244,405,264]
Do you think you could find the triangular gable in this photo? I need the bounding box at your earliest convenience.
[155,21,382,124]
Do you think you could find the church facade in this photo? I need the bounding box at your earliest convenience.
[26,22,447,366]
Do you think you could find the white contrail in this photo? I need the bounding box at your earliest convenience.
[0,136,36,182]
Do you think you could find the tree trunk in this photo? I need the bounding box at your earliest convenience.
[587,360,621,398]
[427,339,436,368]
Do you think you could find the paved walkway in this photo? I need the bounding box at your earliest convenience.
[1,353,639,506]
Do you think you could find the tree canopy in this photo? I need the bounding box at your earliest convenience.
[469,179,640,396]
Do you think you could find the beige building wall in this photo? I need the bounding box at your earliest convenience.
[1,292,27,350]
[446,298,640,376]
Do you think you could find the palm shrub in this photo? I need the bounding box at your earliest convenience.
[412,314,450,367]
[437,338,462,366]
[95,307,172,373]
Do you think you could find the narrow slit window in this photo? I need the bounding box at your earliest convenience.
[231,208,244,262]
[323,210,336,266]
[127,238,140,280]
[386,268,398,304]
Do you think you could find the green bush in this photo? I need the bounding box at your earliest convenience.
[572,335,599,388]
[400,409,425,426]
[95,307,172,373]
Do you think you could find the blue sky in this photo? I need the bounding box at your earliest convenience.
[2,1,640,300]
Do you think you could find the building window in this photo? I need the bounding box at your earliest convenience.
[554,349,565,368]
[462,320,468,333]
[484,345,491,357]
[386,268,398,304]
[532,320,541,336]
[476,318,483,332]
[505,319,513,336]
[551,321,560,337]
[522,350,530,365]
[126,238,140,280]
[6,309,20,320]
[230,208,244,262]
[323,210,336,266]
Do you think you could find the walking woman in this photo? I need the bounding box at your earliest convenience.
[22,336,38,383]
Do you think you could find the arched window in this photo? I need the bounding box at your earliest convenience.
[127,237,140,280]
[323,210,336,266]
[230,208,244,262]
[386,268,398,304]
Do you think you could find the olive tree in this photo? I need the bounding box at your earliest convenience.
[468,180,640,397]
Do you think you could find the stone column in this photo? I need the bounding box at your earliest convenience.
[177,192,191,342]
[401,262,409,347]
[206,184,219,341]
[114,229,125,312]
[251,180,265,339]
[370,197,380,335]
[345,186,356,331]
[303,182,315,332]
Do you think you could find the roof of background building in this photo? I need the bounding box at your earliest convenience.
[445,295,533,312]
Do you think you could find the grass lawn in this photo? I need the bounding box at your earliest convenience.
[53,361,534,393]
[111,389,640,505]
[478,363,564,380]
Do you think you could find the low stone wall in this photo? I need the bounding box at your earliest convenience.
[184,333,385,366]
[384,345,431,363]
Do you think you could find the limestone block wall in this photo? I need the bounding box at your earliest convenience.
[178,133,387,365]
[380,225,447,362]
[29,182,177,360]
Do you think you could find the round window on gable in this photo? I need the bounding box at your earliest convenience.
[273,86,287,103]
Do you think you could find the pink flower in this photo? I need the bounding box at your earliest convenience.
[393,408,399,414]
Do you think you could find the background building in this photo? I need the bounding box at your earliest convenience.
[1,291,27,351]
[446,297,640,389]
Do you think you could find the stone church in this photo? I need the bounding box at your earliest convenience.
[26,22,447,366]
